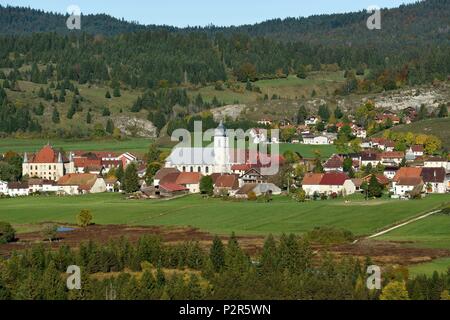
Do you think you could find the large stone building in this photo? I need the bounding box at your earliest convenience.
[22,144,75,181]
[165,122,234,175]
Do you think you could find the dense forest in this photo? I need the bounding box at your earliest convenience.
[0,0,448,136]
[0,234,449,300]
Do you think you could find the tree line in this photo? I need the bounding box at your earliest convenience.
[0,233,449,300]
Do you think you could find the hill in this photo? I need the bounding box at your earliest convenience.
[386,118,450,150]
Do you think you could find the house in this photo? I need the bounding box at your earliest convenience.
[380,151,404,166]
[28,178,58,193]
[22,144,75,181]
[105,177,119,192]
[305,117,319,126]
[7,182,29,197]
[73,153,103,174]
[424,157,448,170]
[231,164,252,176]
[302,173,324,196]
[351,178,364,193]
[421,167,446,194]
[302,134,330,145]
[361,152,381,167]
[213,174,240,196]
[119,152,138,167]
[302,172,356,197]
[323,154,344,172]
[57,173,107,195]
[410,145,424,157]
[353,127,367,139]
[257,119,272,126]
[158,183,189,197]
[159,172,203,194]
[0,180,7,195]
[393,177,424,199]
[384,166,399,180]
[249,128,267,144]
[234,183,281,199]
[153,168,180,187]
[239,168,267,186]
[319,172,356,196]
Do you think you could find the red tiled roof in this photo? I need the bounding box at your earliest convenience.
[175,172,202,185]
[58,173,98,189]
[320,172,349,186]
[363,174,390,186]
[215,175,239,189]
[74,157,102,168]
[154,168,179,180]
[324,155,344,169]
[381,151,405,159]
[29,145,62,163]
[160,183,188,192]
[231,164,252,171]
[411,145,424,152]
[302,173,324,185]
[393,167,422,183]
[397,176,423,186]
[160,172,181,185]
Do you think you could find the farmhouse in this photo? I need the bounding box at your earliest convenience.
[302,134,330,145]
[360,152,381,167]
[28,178,58,193]
[380,151,404,166]
[234,183,281,199]
[424,157,448,170]
[159,172,203,194]
[213,174,240,195]
[7,182,29,197]
[57,173,107,195]
[323,154,344,172]
[392,177,424,198]
[421,167,446,194]
[302,172,356,197]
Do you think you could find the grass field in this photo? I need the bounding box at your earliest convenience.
[0,137,154,154]
[409,258,450,277]
[279,143,337,159]
[378,213,450,249]
[0,193,447,236]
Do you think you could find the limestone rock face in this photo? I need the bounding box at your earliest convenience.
[211,104,246,122]
[115,116,157,138]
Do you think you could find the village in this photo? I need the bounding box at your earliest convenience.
[0,106,449,201]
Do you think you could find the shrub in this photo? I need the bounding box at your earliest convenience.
[304,227,355,245]
[41,223,58,242]
[76,209,93,227]
[0,222,16,244]
[247,191,257,201]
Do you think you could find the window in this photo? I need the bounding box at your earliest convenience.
[182,166,186,172]
[206,167,209,174]
[190,167,194,173]
[198,167,201,172]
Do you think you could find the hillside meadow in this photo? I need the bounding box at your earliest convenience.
[0,193,447,236]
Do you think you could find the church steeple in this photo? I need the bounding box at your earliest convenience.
[23,152,28,163]
[58,152,63,163]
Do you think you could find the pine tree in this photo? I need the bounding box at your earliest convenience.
[210,236,225,273]
[52,107,60,123]
[368,174,383,198]
[106,119,114,134]
[123,163,139,193]
[86,112,92,124]
[105,90,111,99]
[200,176,214,196]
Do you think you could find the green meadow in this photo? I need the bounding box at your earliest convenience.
[0,193,447,236]
[378,213,450,249]
[409,258,450,278]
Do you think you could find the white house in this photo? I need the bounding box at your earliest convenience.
[393,177,424,198]
[302,172,355,197]
[424,157,448,171]
[57,173,107,195]
[305,117,319,126]
[0,180,8,195]
[302,134,330,145]
[7,182,29,197]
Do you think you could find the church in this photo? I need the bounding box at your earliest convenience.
[165,122,234,175]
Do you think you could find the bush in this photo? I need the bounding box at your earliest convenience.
[441,206,450,215]
[247,191,257,201]
[0,222,16,244]
[304,227,355,245]
[41,223,58,242]
[76,209,93,227]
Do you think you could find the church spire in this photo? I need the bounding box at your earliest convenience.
[23,152,28,163]
[58,152,62,163]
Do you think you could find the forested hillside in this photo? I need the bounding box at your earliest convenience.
[0,0,448,138]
